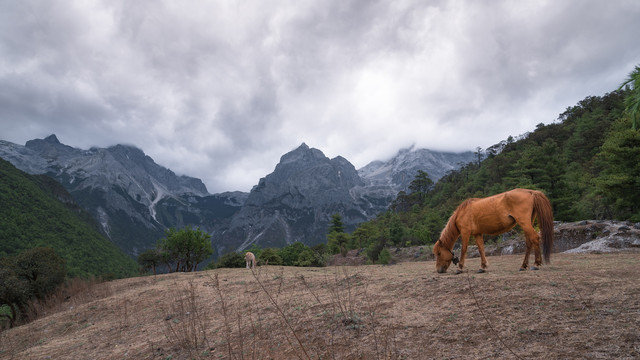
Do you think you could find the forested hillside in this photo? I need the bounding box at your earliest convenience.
[350,82,640,259]
[0,158,138,278]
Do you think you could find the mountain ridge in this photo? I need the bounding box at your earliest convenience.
[0,135,473,257]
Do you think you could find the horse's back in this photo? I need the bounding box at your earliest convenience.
[465,189,537,235]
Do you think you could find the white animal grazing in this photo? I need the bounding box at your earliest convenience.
[245,252,256,270]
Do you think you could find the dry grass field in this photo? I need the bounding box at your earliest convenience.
[1,252,640,359]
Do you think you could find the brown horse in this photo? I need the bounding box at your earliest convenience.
[433,188,554,274]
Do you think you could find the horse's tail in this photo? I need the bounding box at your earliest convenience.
[532,191,554,263]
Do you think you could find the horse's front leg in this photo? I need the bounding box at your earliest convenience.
[475,234,488,273]
[456,233,470,274]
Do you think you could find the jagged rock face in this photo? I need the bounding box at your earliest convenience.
[217,144,375,252]
[23,135,209,199]
[216,144,475,252]
[1,135,474,259]
[0,135,243,256]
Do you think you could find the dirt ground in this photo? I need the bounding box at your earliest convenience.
[2,252,640,359]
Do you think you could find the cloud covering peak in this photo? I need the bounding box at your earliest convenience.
[1,0,639,192]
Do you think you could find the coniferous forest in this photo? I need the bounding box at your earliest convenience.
[348,68,640,260]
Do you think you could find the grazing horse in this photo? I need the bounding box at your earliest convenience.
[433,188,554,274]
[245,251,256,270]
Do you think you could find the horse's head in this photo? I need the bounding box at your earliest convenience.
[433,241,457,273]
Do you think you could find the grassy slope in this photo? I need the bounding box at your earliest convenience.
[0,158,137,278]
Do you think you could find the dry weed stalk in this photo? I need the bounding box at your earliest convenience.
[162,279,211,358]
[250,268,312,360]
[22,276,112,327]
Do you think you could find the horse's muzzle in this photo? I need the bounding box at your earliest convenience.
[437,267,447,273]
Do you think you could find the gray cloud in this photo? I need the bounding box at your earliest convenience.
[1,0,639,192]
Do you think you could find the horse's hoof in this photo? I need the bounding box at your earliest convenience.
[477,269,486,273]
[455,269,463,275]
[531,266,539,271]
[519,268,526,271]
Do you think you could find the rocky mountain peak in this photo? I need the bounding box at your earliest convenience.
[222,143,371,250]
[1,134,478,258]
[44,134,61,144]
[278,142,326,166]
[25,134,78,159]
[358,146,475,193]
[109,143,146,159]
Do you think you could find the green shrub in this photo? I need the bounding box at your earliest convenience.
[377,248,391,265]
[214,252,245,269]
[258,248,282,266]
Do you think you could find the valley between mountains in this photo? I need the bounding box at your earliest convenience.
[0,135,473,258]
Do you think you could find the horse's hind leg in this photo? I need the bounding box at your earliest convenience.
[520,238,531,271]
[475,235,488,273]
[519,223,541,271]
[532,232,542,268]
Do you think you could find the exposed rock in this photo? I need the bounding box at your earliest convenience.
[0,136,477,257]
[485,221,640,256]
[218,143,383,251]
[0,135,242,256]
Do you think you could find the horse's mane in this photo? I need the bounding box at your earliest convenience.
[438,199,474,250]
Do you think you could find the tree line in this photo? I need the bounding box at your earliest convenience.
[346,65,640,256]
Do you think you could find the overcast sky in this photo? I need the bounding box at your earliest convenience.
[1,0,639,193]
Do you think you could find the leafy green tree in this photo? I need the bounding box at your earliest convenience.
[351,222,378,249]
[0,264,30,328]
[327,212,351,255]
[408,170,434,195]
[0,247,66,327]
[392,171,435,212]
[296,248,316,267]
[389,217,407,246]
[328,232,351,255]
[593,117,640,220]
[137,249,162,275]
[14,247,66,301]
[328,213,345,234]
[390,191,411,212]
[619,64,640,130]
[474,147,485,166]
[280,242,310,266]
[157,226,213,272]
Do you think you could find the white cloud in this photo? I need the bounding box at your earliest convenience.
[1,0,639,192]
